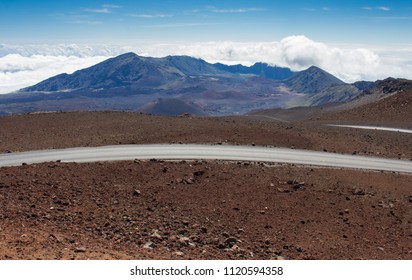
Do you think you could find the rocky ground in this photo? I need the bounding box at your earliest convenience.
[0,160,411,260]
[0,111,411,260]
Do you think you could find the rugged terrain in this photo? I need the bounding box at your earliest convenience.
[1,160,411,260]
[0,110,411,260]
[0,53,362,116]
[251,81,412,126]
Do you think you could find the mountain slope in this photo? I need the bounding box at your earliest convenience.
[22,53,188,92]
[284,66,361,106]
[3,52,404,117]
[285,66,345,93]
[214,62,294,80]
[5,53,294,116]
[319,79,412,124]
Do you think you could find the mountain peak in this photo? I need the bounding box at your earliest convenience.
[117,52,137,58]
[286,65,345,94]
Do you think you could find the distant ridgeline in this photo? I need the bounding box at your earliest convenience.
[0,52,410,116]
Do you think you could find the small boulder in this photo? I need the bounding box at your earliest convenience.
[74,246,86,253]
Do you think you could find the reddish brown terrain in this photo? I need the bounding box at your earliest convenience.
[0,100,411,260]
[318,89,412,126]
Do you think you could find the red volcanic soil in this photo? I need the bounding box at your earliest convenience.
[318,89,412,126]
[0,111,411,159]
[0,111,411,260]
[1,160,411,260]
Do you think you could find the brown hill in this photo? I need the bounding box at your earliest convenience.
[138,98,207,116]
[320,89,412,125]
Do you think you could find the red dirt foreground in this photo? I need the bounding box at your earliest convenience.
[0,160,411,260]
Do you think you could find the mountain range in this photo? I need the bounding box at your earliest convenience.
[0,52,408,116]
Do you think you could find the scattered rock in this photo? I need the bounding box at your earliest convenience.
[48,234,63,243]
[150,230,162,240]
[133,189,141,196]
[178,237,190,245]
[74,246,86,253]
[185,178,194,184]
[174,251,184,257]
[224,237,237,248]
[230,245,241,251]
[143,242,154,249]
[293,184,302,190]
[353,188,366,196]
[193,170,204,177]
[409,196,412,203]
[287,180,305,190]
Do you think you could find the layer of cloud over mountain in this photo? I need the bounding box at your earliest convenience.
[1,36,411,94]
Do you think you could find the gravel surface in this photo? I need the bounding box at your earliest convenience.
[1,160,411,260]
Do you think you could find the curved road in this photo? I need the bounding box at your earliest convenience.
[1,144,411,173]
[326,124,412,134]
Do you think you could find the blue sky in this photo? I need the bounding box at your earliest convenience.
[1,0,411,45]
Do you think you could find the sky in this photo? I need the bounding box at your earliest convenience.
[1,0,412,93]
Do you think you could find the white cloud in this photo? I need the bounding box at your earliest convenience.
[103,4,122,9]
[209,7,264,13]
[129,13,172,18]
[136,36,412,83]
[1,37,411,94]
[83,8,111,14]
[0,44,125,94]
[83,4,121,14]
[377,6,391,11]
[363,6,391,11]
[0,54,109,93]
[70,20,103,25]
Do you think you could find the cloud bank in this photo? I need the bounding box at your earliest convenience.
[1,36,412,94]
[143,36,412,83]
